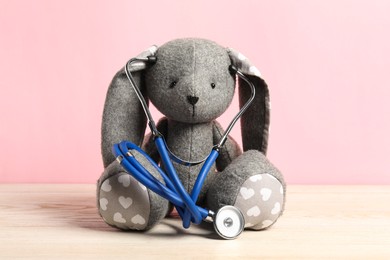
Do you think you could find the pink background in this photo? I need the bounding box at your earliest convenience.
[1,0,389,184]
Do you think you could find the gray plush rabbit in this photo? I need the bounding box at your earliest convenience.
[97,38,286,232]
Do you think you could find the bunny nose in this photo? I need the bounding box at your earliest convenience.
[187,95,199,105]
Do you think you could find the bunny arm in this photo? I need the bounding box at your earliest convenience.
[212,121,242,171]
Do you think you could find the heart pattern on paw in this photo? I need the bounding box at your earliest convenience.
[118,174,131,187]
[260,188,272,201]
[113,212,126,223]
[245,222,253,228]
[249,174,262,182]
[240,187,255,200]
[118,196,133,209]
[99,198,108,211]
[131,214,146,225]
[261,220,274,228]
[247,206,261,217]
[271,202,281,215]
[101,180,112,192]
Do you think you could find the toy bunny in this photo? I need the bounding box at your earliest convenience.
[97,38,286,232]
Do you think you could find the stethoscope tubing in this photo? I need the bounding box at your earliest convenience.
[114,142,182,207]
[154,137,204,225]
[182,148,219,228]
[113,138,212,226]
[119,141,177,194]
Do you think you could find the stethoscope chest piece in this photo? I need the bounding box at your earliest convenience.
[213,205,245,239]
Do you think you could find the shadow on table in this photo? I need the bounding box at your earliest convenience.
[38,189,217,239]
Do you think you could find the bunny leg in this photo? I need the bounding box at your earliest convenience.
[97,153,169,231]
[206,150,286,230]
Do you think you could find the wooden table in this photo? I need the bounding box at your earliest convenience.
[0,184,389,259]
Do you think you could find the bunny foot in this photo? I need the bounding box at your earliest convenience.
[97,160,169,230]
[206,150,285,230]
[98,172,150,230]
[234,173,284,230]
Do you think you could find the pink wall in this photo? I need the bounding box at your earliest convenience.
[1,0,389,184]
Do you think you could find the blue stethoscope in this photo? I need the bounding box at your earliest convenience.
[112,55,255,239]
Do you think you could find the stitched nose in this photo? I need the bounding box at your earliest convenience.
[187,95,199,105]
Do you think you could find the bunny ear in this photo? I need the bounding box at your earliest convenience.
[101,46,158,167]
[227,48,270,155]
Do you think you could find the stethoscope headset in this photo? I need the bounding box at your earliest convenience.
[112,55,256,239]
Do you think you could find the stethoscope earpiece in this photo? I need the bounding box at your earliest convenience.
[229,65,238,75]
[147,55,157,64]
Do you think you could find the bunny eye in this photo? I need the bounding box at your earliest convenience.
[211,83,216,89]
[169,81,177,88]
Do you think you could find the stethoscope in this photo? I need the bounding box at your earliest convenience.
[112,55,256,239]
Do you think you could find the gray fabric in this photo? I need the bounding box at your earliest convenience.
[227,48,270,154]
[212,121,242,171]
[130,149,170,229]
[101,70,147,167]
[101,47,157,167]
[98,38,285,231]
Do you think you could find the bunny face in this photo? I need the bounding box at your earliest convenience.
[144,39,236,124]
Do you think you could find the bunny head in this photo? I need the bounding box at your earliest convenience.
[102,38,270,167]
[144,39,235,124]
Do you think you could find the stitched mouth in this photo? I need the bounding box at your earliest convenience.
[191,105,195,117]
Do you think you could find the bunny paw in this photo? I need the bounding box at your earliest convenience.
[98,173,150,230]
[234,173,284,230]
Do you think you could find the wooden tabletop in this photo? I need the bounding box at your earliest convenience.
[0,184,389,259]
